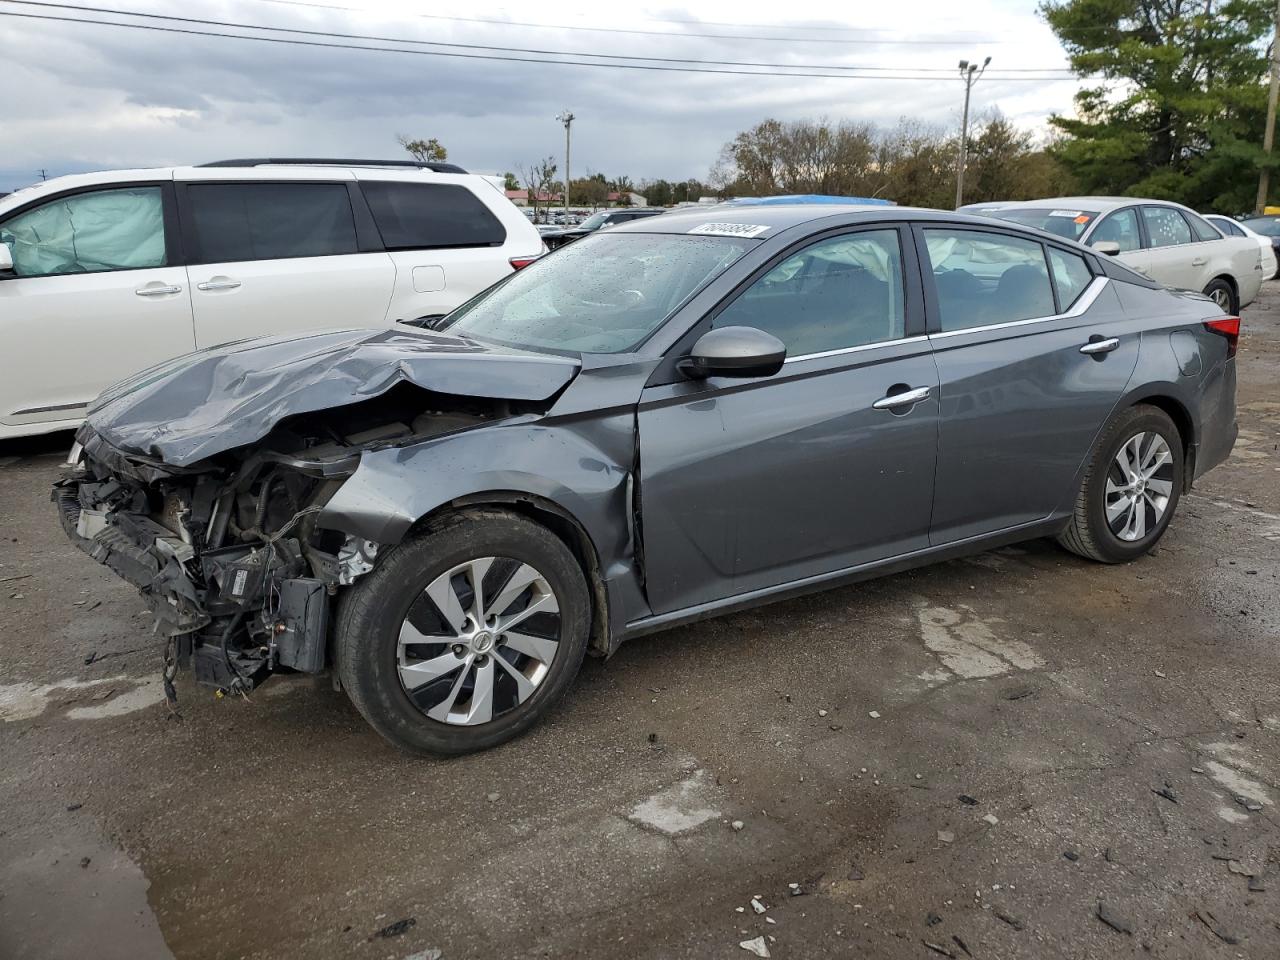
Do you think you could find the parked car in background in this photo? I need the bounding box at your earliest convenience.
[59,204,1238,754]
[0,158,544,439]
[973,197,1263,313]
[541,207,667,249]
[1206,214,1279,280]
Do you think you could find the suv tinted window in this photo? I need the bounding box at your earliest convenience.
[713,229,906,355]
[187,183,358,263]
[1,187,165,277]
[1142,206,1192,248]
[924,228,1054,331]
[361,182,505,249]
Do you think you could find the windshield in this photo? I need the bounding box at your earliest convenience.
[578,211,609,231]
[1243,216,1280,237]
[982,207,1100,241]
[441,232,752,353]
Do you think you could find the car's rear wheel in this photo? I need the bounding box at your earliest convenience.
[336,510,590,755]
[1057,404,1183,564]
[1203,277,1238,314]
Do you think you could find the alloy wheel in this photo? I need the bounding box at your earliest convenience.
[1104,431,1174,542]
[397,556,561,725]
[1209,287,1232,311]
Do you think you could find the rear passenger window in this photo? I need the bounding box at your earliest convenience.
[187,183,358,263]
[361,182,506,249]
[713,229,906,355]
[1048,248,1093,309]
[1142,206,1193,248]
[1184,212,1221,242]
[923,229,1055,331]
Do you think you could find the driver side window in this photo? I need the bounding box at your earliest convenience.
[1089,208,1141,252]
[712,229,906,357]
[0,187,167,279]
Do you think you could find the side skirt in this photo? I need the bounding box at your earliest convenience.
[620,514,1070,643]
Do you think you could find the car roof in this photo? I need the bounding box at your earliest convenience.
[984,196,1193,214]
[614,202,1029,239]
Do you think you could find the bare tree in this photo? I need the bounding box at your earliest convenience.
[518,157,558,222]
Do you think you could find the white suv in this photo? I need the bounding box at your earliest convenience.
[0,158,545,439]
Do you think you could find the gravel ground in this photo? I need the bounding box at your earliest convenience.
[1,285,1278,960]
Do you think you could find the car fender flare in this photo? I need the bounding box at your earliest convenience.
[317,418,647,652]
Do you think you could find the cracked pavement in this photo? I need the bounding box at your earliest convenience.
[2,286,1279,959]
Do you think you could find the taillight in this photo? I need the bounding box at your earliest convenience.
[1204,316,1240,358]
[509,255,539,271]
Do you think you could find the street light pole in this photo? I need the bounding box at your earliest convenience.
[1256,0,1280,214]
[556,109,574,218]
[955,56,990,210]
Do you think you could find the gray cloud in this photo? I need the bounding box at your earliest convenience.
[0,2,1080,192]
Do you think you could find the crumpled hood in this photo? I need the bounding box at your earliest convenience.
[85,327,580,466]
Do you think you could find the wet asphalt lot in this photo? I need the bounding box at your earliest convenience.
[2,289,1279,960]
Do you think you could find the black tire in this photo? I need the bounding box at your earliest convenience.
[1202,277,1238,315]
[1057,404,1184,564]
[336,509,590,755]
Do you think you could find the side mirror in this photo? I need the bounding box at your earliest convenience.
[678,326,787,380]
[1091,240,1121,256]
[0,243,14,274]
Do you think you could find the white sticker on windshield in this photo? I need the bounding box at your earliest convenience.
[688,222,770,238]
[1048,209,1083,218]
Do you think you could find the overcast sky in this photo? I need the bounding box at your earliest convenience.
[0,0,1085,193]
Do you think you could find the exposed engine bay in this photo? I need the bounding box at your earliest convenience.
[55,384,526,696]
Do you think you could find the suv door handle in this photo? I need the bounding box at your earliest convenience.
[872,385,931,410]
[1079,336,1120,355]
[135,284,182,297]
[196,278,241,291]
[1191,257,1207,266]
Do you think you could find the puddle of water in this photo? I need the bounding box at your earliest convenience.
[0,825,173,959]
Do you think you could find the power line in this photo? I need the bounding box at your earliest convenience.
[246,0,1017,46]
[0,1,1080,76]
[0,8,1087,82]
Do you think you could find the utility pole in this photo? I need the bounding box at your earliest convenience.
[954,56,990,210]
[556,109,574,218]
[1256,0,1280,214]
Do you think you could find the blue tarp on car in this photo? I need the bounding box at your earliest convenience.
[725,194,896,206]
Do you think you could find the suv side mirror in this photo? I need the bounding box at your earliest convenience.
[678,326,787,380]
[1092,240,1121,256]
[0,243,14,275]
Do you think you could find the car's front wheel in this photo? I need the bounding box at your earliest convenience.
[1057,404,1184,563]
[336,510,591,755]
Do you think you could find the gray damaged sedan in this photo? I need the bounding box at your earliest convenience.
[56,205,1240,754]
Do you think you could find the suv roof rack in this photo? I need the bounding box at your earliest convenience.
[198,158,469,174]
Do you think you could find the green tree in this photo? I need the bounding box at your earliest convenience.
[502,171,519,191]
[1042,0,1272,211]
[966,112,1075,202]
[396,134,448,163]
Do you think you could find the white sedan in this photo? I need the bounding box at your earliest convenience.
[975,197,1262,314]
[1205,214,1279,280]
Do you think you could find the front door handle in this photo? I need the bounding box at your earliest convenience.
[872,385,932,410]
[1079,336,1120,355]
[135,284,182,297]
[196,278,242,291]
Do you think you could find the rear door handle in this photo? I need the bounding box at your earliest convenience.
[1191,257,1207,267]
[196,278,242,291]
[1079,336,1120,355]
[872,385,932,410]
[135,284,182,297]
